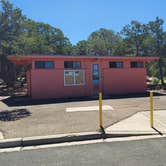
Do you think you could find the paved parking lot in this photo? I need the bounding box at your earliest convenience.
[0,94,165,139]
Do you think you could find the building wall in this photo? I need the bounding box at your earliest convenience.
[101,60,147,95]
[102,68,146,95]
[29,58,147,99]
[30,59,92,99]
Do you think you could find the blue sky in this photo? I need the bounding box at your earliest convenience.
[9,0,166,44]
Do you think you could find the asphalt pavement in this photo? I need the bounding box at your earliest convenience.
[0,137,166,166]
[0,95,166,139]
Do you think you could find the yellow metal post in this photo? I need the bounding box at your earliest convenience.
[99,92,103,129]
[150,91,154,128]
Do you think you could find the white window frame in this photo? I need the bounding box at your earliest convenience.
[64,70,85,86]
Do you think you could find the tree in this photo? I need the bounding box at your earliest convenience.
[147,17,166,85]
[86,28,122,56]
[0,0,24,86]
[18,19,72,55]
[121,21,148,56]
[73,40,87,55]
[0,0,72,86]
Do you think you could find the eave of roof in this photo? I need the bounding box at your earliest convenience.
[7,55,159,65]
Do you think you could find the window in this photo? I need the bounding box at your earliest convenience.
[130,62,144,68]
[35,61,54,69]
[64,71,74,85]
[64,61,81,69]
[64,70,84,86]
[109,62,123,68]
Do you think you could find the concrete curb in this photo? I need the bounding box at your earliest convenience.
[0,131,160,149]
[0,138,22,148]
[22,132,103,147]
[0,132,102,149]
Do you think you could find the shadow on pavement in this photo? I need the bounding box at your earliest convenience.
[0,109,31,121]
[105,133,160,138]
[152,127,163,135]
[2,92,166,107]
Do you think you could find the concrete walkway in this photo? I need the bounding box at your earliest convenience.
[106,110,166,135]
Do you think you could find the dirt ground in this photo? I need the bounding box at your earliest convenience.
[0,93,166,139]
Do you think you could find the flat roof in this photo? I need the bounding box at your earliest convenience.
[8,55,159,65]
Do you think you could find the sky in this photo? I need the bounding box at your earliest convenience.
[9,0,166,45]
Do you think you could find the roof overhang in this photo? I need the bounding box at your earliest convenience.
[8,55,159,65]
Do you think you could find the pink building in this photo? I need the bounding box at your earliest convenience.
[8,55,158,99]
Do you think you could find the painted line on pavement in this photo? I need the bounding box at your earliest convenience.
[66,105,114,112]
[0,132,4,140]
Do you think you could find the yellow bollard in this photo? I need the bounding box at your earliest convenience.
[150,91,154,128]
[99,92,103,129]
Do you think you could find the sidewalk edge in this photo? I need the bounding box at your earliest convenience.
[0,131,161,149]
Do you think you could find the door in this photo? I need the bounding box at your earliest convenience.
[92,64,100,95]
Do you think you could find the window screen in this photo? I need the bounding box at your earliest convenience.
[75,70,84,85]
[130,62,144,68]
[64,70,84,86]
[109,62,123,68]
[35,61,54,69]
[64,71,75,85]
[64,61,81,69]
